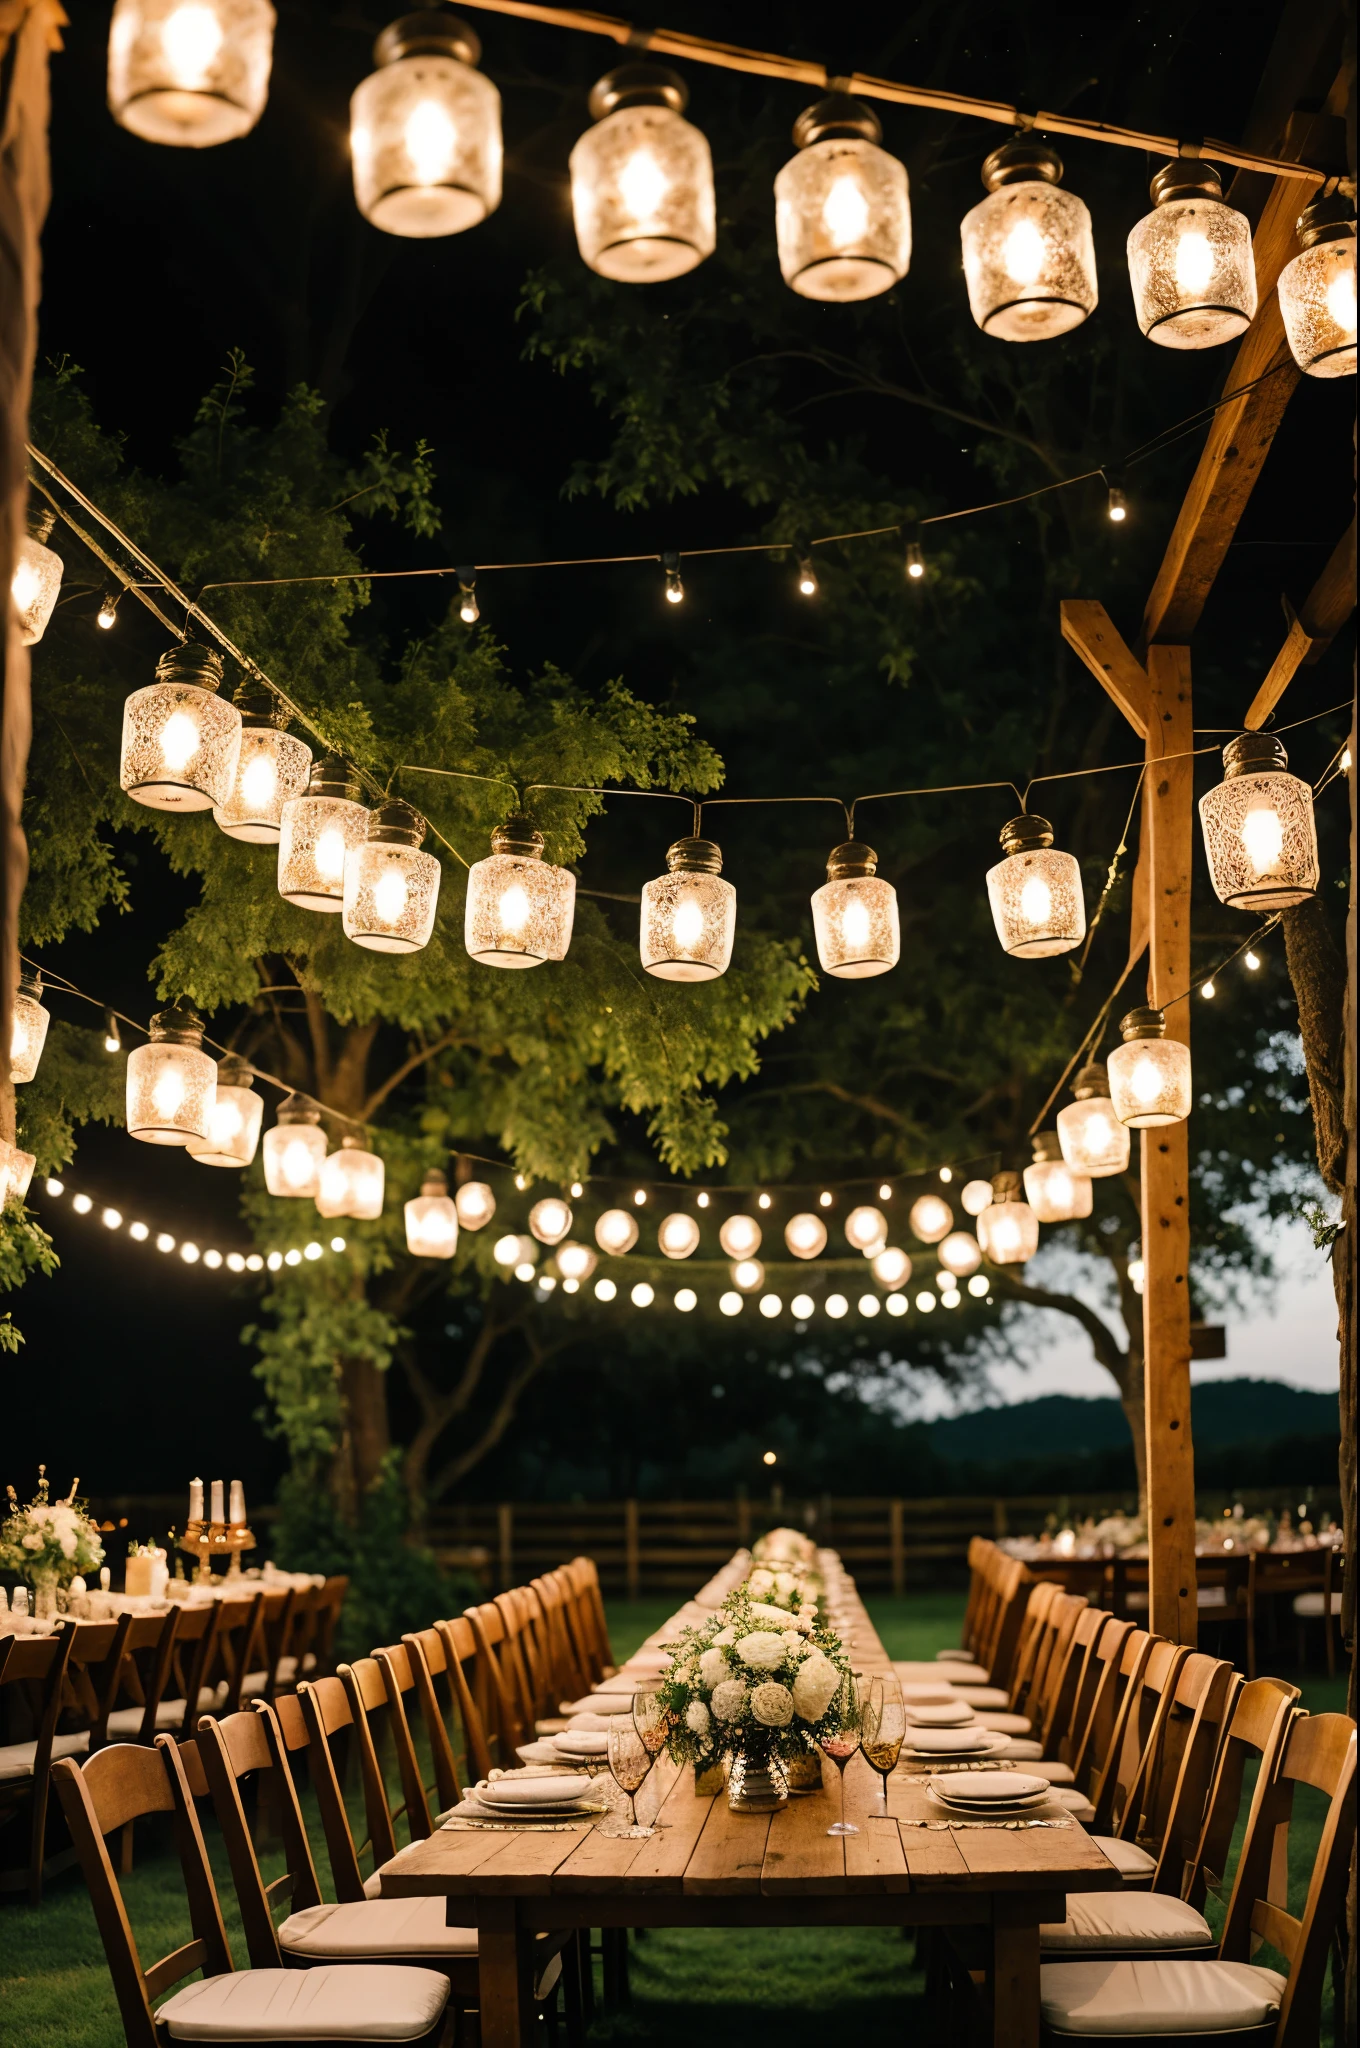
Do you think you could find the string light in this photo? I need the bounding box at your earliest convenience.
[464,813,575,968]
[405,1171,459,1258]
[675,1287,697,1311]
[120,643,241,814]
[939,1167,952,1183]
[1198,733,1319,910]
[103,1008,121,1054]
[784,1213,827,1259]
[795,549,818,596]
[1108,1007,1191,1128]
[967,1273,989,1297]
[11,970,50,1084]
[902,525,926,580]
[791,1292,814,1318]
[278,757,370,913]
[719,1291,742,1316]
[986,814,1086,957]
[1201,979,1216,999]
[96,591,121,630]
[811,840,899,979]
[457,568,479,622]
[662,549,685,603]
[1126,162,1256,350]
[11,509,62,646]
[125,1006,216,1146]
[640,835,735,981]
[36,1176,349,1276]
[1244,951,1260,971]
[818,1191,833,1208]
[1106,475,1129,521]
[719,1214,762,1259]
[1276,194,1357,379]
[214,684,312,845]
[757,1192,772,1210]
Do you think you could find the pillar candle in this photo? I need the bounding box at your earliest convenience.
[229,1480,245,1525]
[210,1479,224,1524]
[189,1477,204,1523]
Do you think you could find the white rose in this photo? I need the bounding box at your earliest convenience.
[734,1630,787,1672]
[774,1572,797,1599]
[711,1680,747,1723]
[698,1647,731,1689]
[748,1569,775,1595]
[750,1682,794,1728]
[748,1600,794,1629]
[22,1531,41,1550]
[791,1651,842,1723]
[712,1626,736,1648]
[781,1631,803,1653]
[685,1700,712,1739]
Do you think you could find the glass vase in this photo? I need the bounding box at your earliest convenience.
[30,1568,58,1624]
[727,1746,788,1813]
[784,1750,824,1794]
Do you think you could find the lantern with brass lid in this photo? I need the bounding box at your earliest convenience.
[343,798,441,953]
[11,509,63,646]
[350,10,501,238]
[1198,732,1319,910]
[960,139,1097,342]
[465,813,576,968]
[262,1095,328,1198]
[1023,1130,1093,1222]
[121,642,242,812]
[811,840,899,978]
[774,94,911,302]
[977,1171,1039,1264]
[187,1055,263,1167]
[316,1137,385,1220]
[1127,161,1256,349]
[985,814,1085,957]
[570,64,715,283]
[405,1169,459,1257]
[639,835,735,981]
[214,683,312,843]
[1277,194,1356,379]
[10,969,50,1084]
[278,758,370,913]
[107,0,275,148]
[1108,1007,1191,1128]
[1056,1061,1131,1176]
[126,1006,217,1146]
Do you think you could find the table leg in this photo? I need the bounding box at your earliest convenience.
[475,1897,535,2048]
[990,1895,1041,2048]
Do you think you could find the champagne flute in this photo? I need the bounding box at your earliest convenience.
[632,1689,672,1826]
[862,1673,905,1816]
[601,1722,654,1839]
[818,1671,862,1837]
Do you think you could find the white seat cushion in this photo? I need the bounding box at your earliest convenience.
[935,1649,977,1662]
[1292,1591,1341,1617]
[949,1686,1012,1709]
[276,1654,316,1681]
[156,1964,449,2041]
[0,1732,88,1779]
[976,1713,1032,1735]
[1089,1836,1158,1881]
[280,1899,478,1959]
[1040,1959,1286,2035]
[995,1737,1044,1758]
[1042,1892,1214,1954]
[1007,1756,1075,1784]
[1051,1788,1097,1822]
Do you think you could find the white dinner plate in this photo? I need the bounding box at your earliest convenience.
[926,1785,1052,1818]
[552,1730,610,1759]
[929,1770,1050,1802]
[902,1735,1010,1763]
[475,1773,593,1807]
[905,1701,976,1727]
[898,1726,997,1754]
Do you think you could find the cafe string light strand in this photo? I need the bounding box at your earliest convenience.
[34,1173,349,1278]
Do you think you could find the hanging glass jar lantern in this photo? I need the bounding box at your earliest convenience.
[262,1095,328,1198]
[1023,1131,1093,1222]
[871,1245,912,1290]
[10,969,50,1084]
[405,1169,459,1257]
[978,1172,1039,1264]
[343,798,441,953]
[126,1006,217,1146]
[529,1195,573,1245]
[1057,1061,1131,1176]
[639,836,736,981]
[569,64,715,283]
[556,1239,597,1282]
[186,1055,262,1167]
[454,1178,496,1230]
[11,509,63,646]
[938,1229,982,1277]
[107,0,276,147]
[810,840,900,979]
[278,757,370,913]
[773,93,911,302]
[908,1193,953,1244]
[985,814,1086,957]
[1198,732,1320,910]
[350,11,501,238]
[718,1213,762,1259]
[1126,161,1256,349]
[7,1147,36,1204]
[658,1212,700,1259]
[120,642,242,813]
[1108,1007,1192,1128]
[960,139,1097,342]
[784,1212,828,1259]
[316,1138,385,1220]
[595,1207,639,1255]
[1277,194,1357,380]
[844,1204,887,1253]
[464,813,576,968]
[213,683,312,843]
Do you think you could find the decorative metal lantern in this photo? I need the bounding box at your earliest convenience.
[1277,195,1357,379]
[126,1006,217,1146]
[731,1257,764,1292]
[120,642,242,813]
[773,94,911,302]
[1108,1007,1192,1128]
[262,1096,328,1198]
[658,1211,701,1259]
[1023,1130,1093,1222]
[1126,161,1256,349]
[960,1178,993,1217]
[464,814,575,968]
[316,1140,385,1220]
[595,1207,639,1255]
[960,139,1097,342]
[11,510,63,646]
[978,1172,1039,1264]
[186,1055,262,1167]
[454,1179,496,1230]
[556,1239,597,1281]
[278,757,370,913]
[213,684,312,843]
[908,1193,953,1244]
[569,64,715,283]
[107,0,275,146]
[810,841,900,979]
[718,1213,762,1259]
[1057,1061,1132,1176]
[405,1169,458,1257]
[938,1229,982,1277]
[986,814,1086,958]
[844,1204,887,1253]
[784,1211,828,1259]
[350,11,501,238]
[343,798,441,953]
[871,1245,912,1289]
[10,969,50,1084]
[639,836,735,982]
[1198,732,1319,910]
[529,1196,573,1245]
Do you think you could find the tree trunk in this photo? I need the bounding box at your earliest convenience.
[333,1352,392,1509]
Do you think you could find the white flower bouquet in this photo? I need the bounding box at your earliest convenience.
[751,1524,818,1567]
[741,1560,821,1617]
[1,1468,104,1589]
[657,1587,853,1775]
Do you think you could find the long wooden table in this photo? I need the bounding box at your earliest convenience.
[377,1555,1120,2048]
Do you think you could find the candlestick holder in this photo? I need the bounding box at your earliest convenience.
[179,1518,256,1586]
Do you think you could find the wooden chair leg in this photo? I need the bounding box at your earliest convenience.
[575,1930,594,2022]
[560,1929,584,2048]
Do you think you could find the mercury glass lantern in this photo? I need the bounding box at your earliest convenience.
[107,0,276,147]
[718,1213,762,1260]
[464,813,576,968]
[938,1229,982,1277]
[1023,1130,1093,1222]
[350,11,501,238]
[1198,732,1320,910]
[569,64,715,283]
[844,1204,887,1253]
[278,757,370,913]
[126,1006,217,1146]
[120,642,242,813]
[639,836,736,981]
[343,798,441,953]
[213,683,312,843]
[960,139,1097,342]
[908,1193,953,1244]
[960,1178,993,1217]
[978,1172,1039,1265]
[1108,1007,1192,1128]
[405,1169,459,1258]
[773,93,911,302]
[1277,194,1357,379]
[985,814,1086,957]
[871,1246,912,1290]
[454,1179,496,1231]
[262,1097,328,1198]
[186,1055,262,1167]
[556,1240,597,1282]
[10,969,50,1084]
[316,1139,385,1221]
[529,1196,573,1245]
[595,1207,639,1255]
[1057,1060,1132,1176]
[11,509,63,646]
[1126,161,1257,349]
[810,840,900,979]
[658,1212,701,1259]
[784,1211,828,1259]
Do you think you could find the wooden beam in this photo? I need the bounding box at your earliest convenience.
[1060,601,1151,737]
[1245,614,1317,730]
[1142,646,1198,1648]
[1243,515,1357,728]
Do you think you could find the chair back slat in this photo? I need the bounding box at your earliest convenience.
[375,1645,442,1832]
[1186,1675,1298,1913]
[297,1676,372,1902]
[1101,1636,1190,1839]
[196,1706,323,1968]
[403,1625,480,1796]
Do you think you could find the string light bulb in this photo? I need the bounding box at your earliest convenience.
[811,840,900,979]
[315,1139,385,1220]
[125,1006,216,1146]
[494,1232,534,1267]
[1126,161,1256,349]
[456,567,479,623]
[107,0,275,147]
[103,1009,122,1054]
[658,1212,701,1259]
[661,549,684,603]
[186,1054,262,1168]
[719,1213,762,1259]
[278,757,370,913]
[795,549,818,596]
[1200,979,1216,1000]
[938,1229,982,1277]
[405,1169,459,1258]
[908,1193,953,1244]
[844,1204,887,1253]
[1276,194,1357,379]
[902,524,926,580]
[595,1207,639,1255]
[1108,1007,1191,1128]
[1022,1131,1093,1222]
[465,813,576,968]
[1198,732,1319,910]
[978,1171,1039,1265]
[731,1257,764,1292]
[121,642,242,813]
[784,1212,828,1260]
[774,93,911,302]
[350,11,501,237]
[960,1179,993,1216]
[262,1097,328,1199]
[343,798,441,954]
[10,970,50,1084]
[96,591,120,630]
[1056,1060,1131,1176]
[214,683,312,844]
[570,64,715,282]
[985,814,1086,957]
[528,1196,573,1245]
[960,139,1097,342]
[871,1246,912,1290]
[454,1179,495,1230]
[1106,474,1129,522]
[1244,950,1260,972]
[639,835,735,981]
[556,1240,597,1282]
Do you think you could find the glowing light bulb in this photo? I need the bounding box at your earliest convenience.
[618,148,668,222]
[314,826,348,881]
[10,560,38,612]
[404,98,456,184]
[1087,1112,1114,1150]
[675,1287,697,1312]
[373,866,409,923]
[1244,951,1260,971]
[282,1139,314,1190]
[791,1293,814,1318]
[1240,805,1284,875]
[842,897,871,949]
[1327,268,1357,329]
[1019,874,1053,926]
[151,1068,186,1119]
[97,593,119,629]
[819,1191,833,1208]
[1130,1057,1163,1105]
[671,897,704,948]
[968,1273,989,1297]
[211,1098,243,1142]
[159,711,200,772]
[499,883,531,932]
[162,3,223,86]
[1174,229,1214,293]
[1201,979,1216,1000]
[1002,216,1045,284]
[822,173,870,247]
[240,753,277,811]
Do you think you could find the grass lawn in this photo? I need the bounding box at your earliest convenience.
[0,1592,1345,2047]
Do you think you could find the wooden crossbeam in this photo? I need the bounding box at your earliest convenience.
[1243,515,1357,729]
[1059,601,1151,737]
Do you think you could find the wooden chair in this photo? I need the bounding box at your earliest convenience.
[562,1557,614,1685]
[530,1570,590,1706]
[375,1643,462,1825]
[1289,1548,1345,1677]
[310,1575,350,1679]
[51,1738,452,2047]
[402,1620,493,1789]
[0,1623,78,1902]
[153,1600,226,1741]
[103,1610,183,1746]
[994,1605,1114,1784]
[64,1616,135,1750]
[240,1587,298,1704]
[464,1601,532,1758]
[1068,1626,1156,1818]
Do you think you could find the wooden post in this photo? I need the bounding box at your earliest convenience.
[889,1499,905,1598]
[496,1502,513,1593]
[1142,645,1198,1646]
[624,1498,640,1601]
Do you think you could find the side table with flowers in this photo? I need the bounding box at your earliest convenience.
[1,1468,105,1622]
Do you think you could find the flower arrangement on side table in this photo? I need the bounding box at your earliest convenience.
[1,1467,105,1621]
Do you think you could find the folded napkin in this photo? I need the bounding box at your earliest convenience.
[553,1729,610,1758]
[475,1772,592,1806]
[903,1725,995,1753]
[900,1684,962,1705]
[562,1692,636,1716]
[906,1701,976,1727]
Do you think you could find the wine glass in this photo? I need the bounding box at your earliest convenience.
[818,1671,862,1837]
[861,1674,905,1816]
[601,1722,655,1839]
[632,1689,672,1827]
